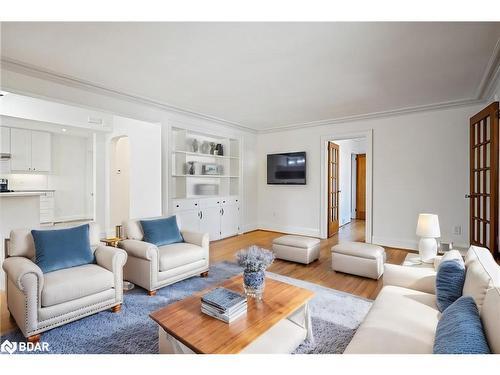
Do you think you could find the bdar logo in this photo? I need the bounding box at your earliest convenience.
[1,340,17,354]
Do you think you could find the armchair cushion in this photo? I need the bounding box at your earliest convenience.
[41,264,114,307]
[159,242,207,272]
[32,224,94,273]
[140,216,183,247]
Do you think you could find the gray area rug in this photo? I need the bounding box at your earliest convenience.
[1,261,372,354]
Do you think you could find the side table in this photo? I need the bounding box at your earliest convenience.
[100,237,121,247]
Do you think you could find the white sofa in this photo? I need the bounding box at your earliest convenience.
[119,216,209,295]
[345,246,500,354]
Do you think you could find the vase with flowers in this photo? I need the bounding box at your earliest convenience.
[236,246,275,300]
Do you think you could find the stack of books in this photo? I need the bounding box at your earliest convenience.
[201,287,247,323]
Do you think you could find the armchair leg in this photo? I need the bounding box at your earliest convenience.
[147,290,157,296]
[111,304,121,313]
[200,271,209,277]
[27,334,41,343]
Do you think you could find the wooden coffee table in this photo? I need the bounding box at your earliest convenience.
[150,274,314,354]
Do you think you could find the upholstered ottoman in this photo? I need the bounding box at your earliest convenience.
[272,235,320,264]
[331,242,386,279]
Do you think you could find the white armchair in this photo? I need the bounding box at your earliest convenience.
[2,223,127,342]
[120,216,209,295]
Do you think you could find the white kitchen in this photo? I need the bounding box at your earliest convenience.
[0,117,94,225]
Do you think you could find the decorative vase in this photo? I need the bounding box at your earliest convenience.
[192,138,199,153]
[243,270,265,300]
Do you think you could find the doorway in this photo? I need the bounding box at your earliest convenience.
[326,139,367,237]
[320,130,373,241]
[110,136,130,229]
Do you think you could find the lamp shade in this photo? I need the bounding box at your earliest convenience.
[416,214,440,238]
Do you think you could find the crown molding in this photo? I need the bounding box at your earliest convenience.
[2,50,498,135]
[0,57,257,134]
[476,37,500,100]
[258,97,485,134]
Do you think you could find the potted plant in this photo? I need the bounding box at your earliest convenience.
[236,246,275,300]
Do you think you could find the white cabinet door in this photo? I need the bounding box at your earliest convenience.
[1,127,10,154]
[199,206,222,241]
[10,128,32,171]
[220,204,240,238]
[175,209,201,232]
[31,131,51,172]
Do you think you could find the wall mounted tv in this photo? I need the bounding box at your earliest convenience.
[267,152,306,185]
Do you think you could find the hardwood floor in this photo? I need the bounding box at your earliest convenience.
[210,220,409,300]
[0,220,410,335]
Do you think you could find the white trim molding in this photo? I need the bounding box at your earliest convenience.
[1,57,257,134]
[320,129,373,242]
[1,55,496,134]
[258,223,321,238]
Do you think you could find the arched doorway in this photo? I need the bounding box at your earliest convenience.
[110,136,130,230]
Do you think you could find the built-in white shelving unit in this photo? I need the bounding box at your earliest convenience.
[170,127,240,199]
[169,126,242,241]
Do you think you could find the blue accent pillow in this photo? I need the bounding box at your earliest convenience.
[433,296,491,354]
[32,224,94,273]
[140,216,184,247]
[436,259,466,312]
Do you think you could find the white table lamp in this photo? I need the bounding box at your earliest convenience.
[416,214,440,263]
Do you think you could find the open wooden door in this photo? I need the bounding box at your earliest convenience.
[468,102,499,258]
[328,142,340,237]
[356,154,366,220]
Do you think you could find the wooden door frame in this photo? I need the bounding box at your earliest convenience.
[320,130,373,241]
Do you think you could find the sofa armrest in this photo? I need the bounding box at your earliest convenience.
[95,245,128,272]
[2,256,44,292]
[118,239,158,260]
[181,230,209,249]
[383,264,436,295]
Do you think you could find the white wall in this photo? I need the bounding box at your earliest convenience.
[49,133,93,221]
[106,116,162,234]
[335,138,366,226]
[257,104,483,249]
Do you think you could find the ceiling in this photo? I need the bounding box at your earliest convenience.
[1,22,500,130]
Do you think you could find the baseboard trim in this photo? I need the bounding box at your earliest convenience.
[372,236,418,251]
[257,223,321,238]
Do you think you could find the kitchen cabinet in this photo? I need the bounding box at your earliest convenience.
[10,128,51,172]
[0,127,10,154]
[10,128,31,171]
[31,131,52,172]
[172,196,240,241]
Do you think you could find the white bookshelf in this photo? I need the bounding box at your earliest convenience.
[170,127,241,199]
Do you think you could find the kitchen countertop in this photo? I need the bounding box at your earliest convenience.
[13,189,56,192]
[0,192,44,197]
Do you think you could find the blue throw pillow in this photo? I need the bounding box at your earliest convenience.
[32,224,94,273]
[140,216,183,247]
[433,296,491,354]
[436,259,466,312]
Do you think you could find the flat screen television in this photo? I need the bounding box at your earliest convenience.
[267,152,306,185]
